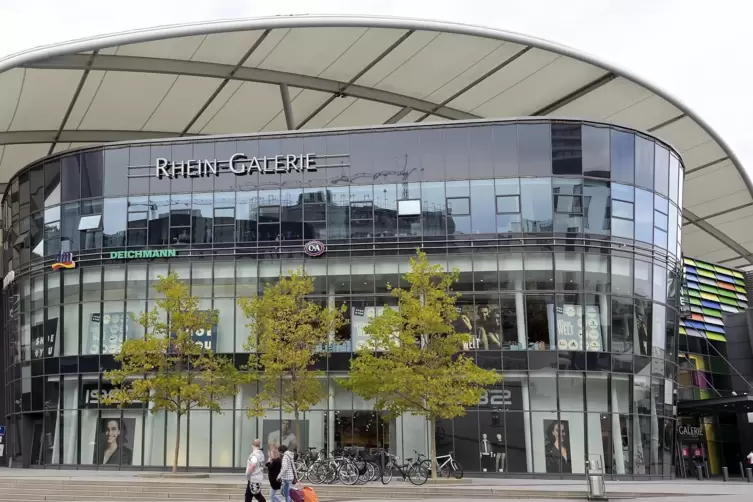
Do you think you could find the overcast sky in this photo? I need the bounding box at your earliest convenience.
[1,0,749,172]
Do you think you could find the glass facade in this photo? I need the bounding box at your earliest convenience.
[1,119,683,477]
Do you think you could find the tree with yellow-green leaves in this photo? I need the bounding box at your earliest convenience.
[341,250,501,479]
[239,268,347,453]
[102,272,242,473]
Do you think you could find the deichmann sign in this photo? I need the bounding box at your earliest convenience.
[110,249,177,260]
[156,153,318,179]
[304,240,325,257]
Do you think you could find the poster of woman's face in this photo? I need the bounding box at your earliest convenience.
[95,418,135,465]
[543,419,572,474]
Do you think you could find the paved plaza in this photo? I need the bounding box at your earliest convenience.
[0,469,751,501]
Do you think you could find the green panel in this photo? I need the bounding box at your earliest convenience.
[697,270,717,279]
[696,262,716,272]
[733,270,744,279]
[687,289,701,298]
[701,308,722,317]
[706,333,727,342]
[699,285,719,294]
[679,327,687,335]
[719,296,739,307]
[690,298,702,306]
[718,289,738,299]
[684,258,697,266]
[736,286,747,294]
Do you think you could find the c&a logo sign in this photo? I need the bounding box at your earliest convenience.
[304,240,325,257]
[51,252,76,270]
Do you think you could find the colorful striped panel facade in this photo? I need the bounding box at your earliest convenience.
[681,257,748,342]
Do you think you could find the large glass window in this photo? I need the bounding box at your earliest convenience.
[611,130,634,185]
[470,180,496,235]
[518,124,551,175]
[520,178,553,233]
[634,189,654,244]
[582,125,610,178]
[634,136,655,191]
[551,123,582,175]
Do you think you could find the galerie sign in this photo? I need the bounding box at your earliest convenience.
[677,424,703,439]
[155,153,318,179]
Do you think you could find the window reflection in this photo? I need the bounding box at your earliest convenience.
[520,179,553,233]
[551,123,582,176]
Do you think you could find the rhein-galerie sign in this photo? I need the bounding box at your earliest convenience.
[155,153,318,179]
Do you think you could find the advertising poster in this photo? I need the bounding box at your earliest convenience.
[87,312,134,355]
[31,318,59,360]
[350,305,395,351]
[94,418,135,465]
[548,304,603,352]
[262,419,307,453]
[543,419,572,473]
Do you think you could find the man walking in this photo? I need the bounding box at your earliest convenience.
[246,439,267,502]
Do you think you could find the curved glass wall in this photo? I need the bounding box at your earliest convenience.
[1,120,683,477]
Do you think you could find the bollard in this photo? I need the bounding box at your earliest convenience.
[746,468,753,483]
[722,466,729,481]
[696,464,703,481]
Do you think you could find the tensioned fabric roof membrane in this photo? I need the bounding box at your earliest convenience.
[0,15,750,270]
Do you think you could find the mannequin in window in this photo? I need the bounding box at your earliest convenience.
[494,433,505,472]
[476,306,501,350]
[480,433,494,472]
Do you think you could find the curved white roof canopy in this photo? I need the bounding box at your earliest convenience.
[0,15,750,269]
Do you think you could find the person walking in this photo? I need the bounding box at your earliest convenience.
[246,439,267,502]
[266,445,283,502]
[277,444,296,502]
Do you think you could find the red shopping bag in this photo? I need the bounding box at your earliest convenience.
[290,485,305,502]
[303,486,319,502]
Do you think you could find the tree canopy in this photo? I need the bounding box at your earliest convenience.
[238,268,347,450]
[102,271,241,472]
[341,249,501,477]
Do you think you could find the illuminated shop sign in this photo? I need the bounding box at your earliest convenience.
[155,153,318,179]
[51,252,76,270]
[109,249,177,260]
[304,240,326,257]
[677,425,703,438]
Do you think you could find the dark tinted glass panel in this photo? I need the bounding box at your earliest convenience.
[443,128,470,181]
[61,155,81,202]
[29,165,43,213]
[81,151,104,199]
[518,123,551,175]
[520,178,552,233]
[469,126,494,179]
[419,128,445,181]
[653,145,669,197]
[610,129,634,184]
[582,125,610,178]
[493,125,518,176]
[44,161,61,208]
[19,172,29,219]
[634,136,654,190]
[551,123,582,175]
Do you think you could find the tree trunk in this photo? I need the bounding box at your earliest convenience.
[294,408,301,455]
[172,413,181,473]
[429,416,438,480]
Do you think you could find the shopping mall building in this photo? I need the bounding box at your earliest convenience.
[0,15,751,478]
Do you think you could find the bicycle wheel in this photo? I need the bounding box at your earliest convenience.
[307,460,326,484]
[408,463,429,486]
[368,461,381,482]
[420,459,432,477]
[323,462,338,484]
[338,460,360,485]
[381,463,394,484]
[450,460,463,479]
[294,461,308,482]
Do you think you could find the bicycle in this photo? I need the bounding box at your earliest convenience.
[435,451,463,479]
[380,453,429,485]
[294,447,322,482]
[309,449,359,485]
